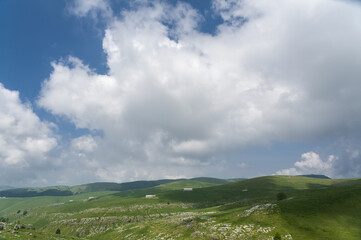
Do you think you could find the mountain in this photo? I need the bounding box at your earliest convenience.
[298,174,331,179]
[0,179,181,197]
[69,179,183,194]
[0,177,234,197]
[0,186,73,198]
[0,185,12,191]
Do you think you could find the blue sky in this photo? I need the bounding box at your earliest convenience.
[1,0,361,186]
[1,1,104,98]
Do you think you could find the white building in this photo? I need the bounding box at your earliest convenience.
[183,188,193,191]
[145,195,156,198]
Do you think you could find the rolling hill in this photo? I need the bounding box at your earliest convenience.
[0,175,360,239]
[0,177,236,198]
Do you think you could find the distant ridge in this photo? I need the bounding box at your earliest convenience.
[0,175,333,197]
[190,177,229,184]
[298,174,331,179]
[0,177,239,197]
[0,185,13,191]
[0,179,181,198]
[73,179,182,194]
[0,187,73,197]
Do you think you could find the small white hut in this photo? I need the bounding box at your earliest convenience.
[183,188,193,191]
[145,195,156,198]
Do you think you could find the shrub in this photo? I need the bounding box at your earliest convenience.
[56,228,61,234]
[277,192,287,201]
[274,232,282,240]
[0,217,9,222]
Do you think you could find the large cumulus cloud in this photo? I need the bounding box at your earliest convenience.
[37,0,361,181]
[0,84,57,185]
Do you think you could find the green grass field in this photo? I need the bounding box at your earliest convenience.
[0,175,360,239]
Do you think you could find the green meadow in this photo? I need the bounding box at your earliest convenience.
[0,175,360,239]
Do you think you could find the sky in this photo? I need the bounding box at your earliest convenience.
[1,0,361,187]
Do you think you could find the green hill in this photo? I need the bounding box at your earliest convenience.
[0,175,360,240]
[158,175,342,204]
[0,177,234,198]
[278,183,361,239]
[110,178,231,199]
[0,179,182,197]
[0,186,73,197]
[69,179,183,194]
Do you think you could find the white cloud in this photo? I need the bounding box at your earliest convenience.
[94,157,221,182]
[0,84,56,166]
[68,0,112,18]
[237,162,247,168]
[37,0,361,181]
[0,84,58,186]
[38,57,122,130]
[330,141,361,178]
[276,151,337,176]
[276,167,300,176]
[71,135,98,152]
[295,152,334,170]
[275,149,361,178]
[171,140,209,154]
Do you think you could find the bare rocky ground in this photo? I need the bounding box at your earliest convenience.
[0,202,292,239]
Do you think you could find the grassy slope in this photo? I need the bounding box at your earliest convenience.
[0,177,229,217]
[157,175,343,204]
[111,175,361,239]
[111,178,234,198]
[202,176,361,239]
[1,176,360,239]
[278,183,361,239]
[0,191,113,216]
